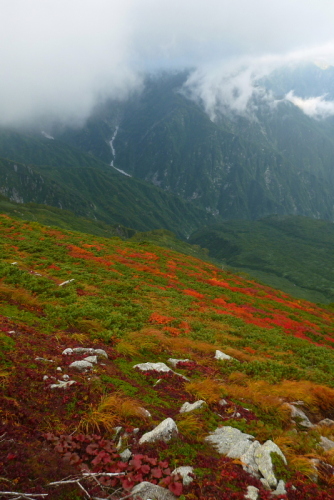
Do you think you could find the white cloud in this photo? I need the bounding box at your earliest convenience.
[2,0,334,125]
[285,91,334,119]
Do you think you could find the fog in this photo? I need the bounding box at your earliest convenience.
[2,0,334,126]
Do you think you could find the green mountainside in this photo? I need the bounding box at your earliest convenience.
[55,67,334,222]
[189,215,334,304]
[0,143,215,237]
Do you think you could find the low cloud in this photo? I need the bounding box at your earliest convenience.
[2,1,334,126]
[285,92,334,119]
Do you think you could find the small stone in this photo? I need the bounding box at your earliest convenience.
[50,380,76,389]
[35,357,55,363]
[59,279,75,287]
[62,348,73,355]
[139,407,152,418]
[288,404,313,428]
[69,360,93,372]
[94,348,108,359]
[318,418,334,427]
[180,400,206,413]
[172,466,194,485]
[244,485,259,500]
[320,436,334,451]
[43,375,49,381]
[167,358,191,368]
[219,399,228,406]
[119,448,132,461]
[62,374,70,381]
[139,418,178,445]
[134,362,172,373]
[130,482,176,500]
[56,366,62,372]
[272,480,287,496]
[83,355,98,364]
[215,349,234,361]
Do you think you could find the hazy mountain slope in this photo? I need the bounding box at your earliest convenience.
[56,68,334,221]
[3,216,334,498]
[0,148,215,237]
[189,215,334,303]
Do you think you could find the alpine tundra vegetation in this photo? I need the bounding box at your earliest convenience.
[2,216,334,499]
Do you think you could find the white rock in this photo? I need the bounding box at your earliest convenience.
[69,360,93,372]
[62,374,70,381]
[219,399,228,406]
[50,380,76,389]
[139,418,178,445]
[35,357,55,363]
[172,466,194,485]
[139,407,152,418]
[73,347,95,354]
[241,441,262,478]
[119,448,132,461]
[288,404,313,428]
[272,480,287,496]
[83,355,98,364]
[180,400,206,413]
[94,348,108,359]
[62,348,73,355]
[43,375,49,381]
[59,279,75,287]
[318,418,334,427]
[167,358,191,368]
[254,440,287,488]
[244,485,259,500]
[227,438,254,459]
[56,366,62,372]
[130,482,176,500]
[205,426,254,455]
[134,362,172,373]
[320,436,334,451]
[215,349,233,361]
[259,478,271,490]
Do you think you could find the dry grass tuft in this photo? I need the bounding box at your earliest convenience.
[176,413,206,442]
[78,392,148,434]
[185,378,224,404]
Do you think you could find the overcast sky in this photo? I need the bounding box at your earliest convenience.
[2,0,334,126]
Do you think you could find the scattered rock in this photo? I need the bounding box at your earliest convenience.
[93,348,108,359]
[272,480,287,496]
[59,279,75,287]
[244,485,259,500]
[83,355,98,364]
[56,366,62,372]
[134,362,189,380]
[219,399,228,406]
[139,418,178,445]
[205,426,254,455]
[318,418,334,427]
[167,358,191,368]
[139,407,152,418]
[119,448,132,461]
[134,362,172,373]
[172,466,194,485]
[50,379,76,389]
[254,440,287,488]
[180,400,206,413]
[320,436,334,451]
[214,349,233,361]
[130,481,176,500]
[62,374,70,381]
[288,404,313,428]
[35,357,55,363]
[241,441,262,478]
[227,438,254,459]
[69,360,93,372]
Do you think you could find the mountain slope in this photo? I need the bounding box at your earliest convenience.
[0,147,215,237]
[55,67,334,222]
[2,217,334,498]
[189,215,334,304]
